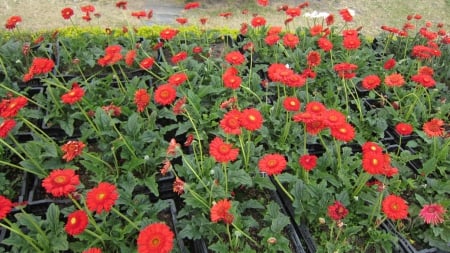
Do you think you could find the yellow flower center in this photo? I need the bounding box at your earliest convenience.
[70,217,77,225]
[151,237,160,246]
[54,175,67,184]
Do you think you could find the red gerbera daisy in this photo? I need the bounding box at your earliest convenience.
[0,119,16,139]
[0,96,28,118]
[5,15,22,30]
[0,195,13,220]
[61,140,86,162]
[86,182,119,214]
[220,109,242,135]
[125,50,136,66]
[395,123,414,136]
[339,8,353,22]
[137,223,174,253]
[154,84,177,106]
[160,28,178,40]
[139,57,154,70]
[285,7,301,17]
[305,101,326,115]
[239,108,263,131]
[299,154,318,171]
[258,153,287,176]
[210,199,234,224]
[382,195,409,220]
[65,210,88,236]
[322,109,346,127]
[81,5,95,13]
[327,201,349,221]
[411,74,436,88]
[309,25,323,37]
[173,177,185,195]
[283,73,306,88]
[209,137,239,163]
[61,7,74,20]
[419,203,446,225]
[184,2,200,10]
[307,51,321,67]
[61,83,85,105]
[82,248,102,253]
[317,37,333,51]
[223,74,242,89]
[251,16,266,27]
[257,0,269,6]
[283,33,299,49]
[171,51,188,64]
[42,169,80,197]
[362,152,385,175]
[265,34,280,46]
[361,141,383,154]
[175,17,188,25]
[225,51,246,66]
[423,118,444,137]
[173,96,186,115]
[168,72,188,86]
[305,119,326,135]
[384,73,405,87]
[330,122,355,142]
[383,58,396,70]
[283,97,301,112]
[343,36,361,50]
[134,89,150,112]
[97,45,123,67]
[361,75,381,90]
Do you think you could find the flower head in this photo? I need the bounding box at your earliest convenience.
[209,137,239,163]
[395,123,414,136]
[173,177,185,195]
[61,83,85,105]
[42,169,80,197]
[258,153,287,176]
[330,122,355,142]
[0,195,13,220]
[137,223,174,253]
[239,108,263,131]
[168,73,188,86]
[283,33,299,49]
[61,8,74,20]
[220,109,242,135]
[5,15,22,30]
[82,248,102,253]
[154,84,177,106]
[0,96,28,118]
[65,210,88,236]
[134,89,150,112]
[86,182,119,214]
[382,195,409,220]
[184,2,200,10]
[211,199,234,224]
[139,57,155,70]
[423,118,444,137]
[283,97,301,112]
[0,119,16,138]
[171,51,188,64]
[160,28,178,40]
[328,201,349,221]
[225,51,246,65]
[419,204,446,225]
[361,75,381,90]
[251,16,267,27]
[384,73,405,87]
[61,140,86,162]
[299,154,318,171]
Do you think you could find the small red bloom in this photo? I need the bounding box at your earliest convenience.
[318,37,333,51]
[211,199,234,224]
[419,203,446,225]
[423,118,445,137]
[305,101,326,115]
[176,17,188,25]
[251,16,267,27]
[0,119,16,138]
[209,137,239,163]
[193,46,203,54]
[131,11,146,19]
[42,169,80,197]
[257,0,269,7]
[361,75,381,90]
[339,8,353,22]
[82,248,102,253]
[61,83,85,105]
[384,73,405,87]
[184,2,200,10]
[286,7,301,17]
[328,201,349,221]
[223,74,242,89]
[411,74,436,88]
[171,51,188,64]
[137,223,174,253]
[330,122,355,142]
[307,51,321,67]
[81,5,95,14]
[395,123,413,136]
[225,51,246,66]
[265,34,280,46]
[65,210,88,236]
[283,97,301,111]
[382,195,409,220]
[362,152,385,175]
[0,195,13,220]
[173,177,185,195]
[173,96,187,115]
[326,14,334,26]
[134,89,150,112]
[283,33,299,49]
[220,109,242,135]
[168,72,188,86]
[139,57,154,70]
[5,15,22,30]
[154,84,177,106]
[258,153,287,176]
[343,36,361,50]
[239,108,263,131]
[299,154,318,171]
[333,62,358,79]
[160,159,172,176]
[116,1,127,10]
[28,57,55,76]
[322,109,346,127]
[166,138,180,156]
[97,45,122,67]
[0,96,28,118]
[86,182,119,214]
[160,28,178,40]
[61,140,86,162]
[61,8,74,20]
[125,50,136,66]
[362,141,383,154]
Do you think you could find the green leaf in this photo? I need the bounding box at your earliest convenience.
[414,193,427,206]
[270,214,290,233]
[209,241,230,252]
[144,174,158,197]
[228,169,253,187]
[125,112,140,135]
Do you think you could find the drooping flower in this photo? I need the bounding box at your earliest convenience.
[82,248,102,253]
[24,57,55,80]
[168,72,188,86]
[299,154,318,171]
[395,123,414,136]
[258,153,287,176]
[339,8,354,22]
[125,50,136,66]
[65,210,88,236]
[225,51,246,66]
[61,7,74,20]
[172,96,186,115]
[5,15,22,30]
[0,195,13,220]
[382,195,409,220]
[0,96,28,118]
[383,58,396,70]
[327,201,349,221]
[419,203,446,225]
[239,108,263,131]
[209,137,239,163]
[423,118,445,137]
[220,109,242,135]
[86,182,119,214]
[139,57,155,70]
[42,169,80,197]
[115,1,127,10]
[0,119,16,138]
[61,83,85,105]
[61,140,86,162]
[134,89,150,112]
[137,223,174,253]
[283,97,301,111]
[173,177,185,195]
[154,84,177,106]
[210,199,234,224]
[361,75,381,90]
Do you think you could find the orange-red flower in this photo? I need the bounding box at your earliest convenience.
[82,248,102,253]
[65,210,88,236]
[423,118,445,137]
[322,109,346,127]
[134,89,150,112]
[97,45,123,67]
[81,5,95,13]
[362,141,383,154]
[209,137,239,163]
[131,11,147,19]
[173,177,185,195]
[395,123,414,136]
[210,199,234,224]
[154,84,177,106]
[0,119,16,138]
[383,58,396,70]
[61,7,74,20]
[42,169,80,197]
[0,96,27,118]
[411,74,436,88]
[223,74,242,89]
[115,1,127,9]
[225,51,246,66]
[283,97,301,111]
[419,203,446,225]
[86,182,119,213]
[339,8,353,22]
[283,33,299,49]
[139,57,154,70]
[382,195,409,220]
[220,109,242,135]
[184,2,200,10]
[172,96,186,115]
[25,57,55,80]
[239,108,263,131]
[168,72,188,86]
[361,75,381,90]
[61,140,86,162]
[299,154,318,171]
[330,122,355,142]
[342,36,361,50]
[5,15,22,30]
[257,0,269,7]
[0,195,13,220]
[362,152,385,175]
[285,7,301,17]
[258,153,287,176]
[176,17,188,25]
[384,73,405,87]
[317,37,333,51]
[160,28,178,40]
[333,63,358,79]
[171,51,188,64]
[61,83,85,105]
[251,16,266,27]
[327,201,349,221]
[265,34,280,46]
[125,50,136,66]
[307,51,321,67]
[305,101,326,115]
[137,223,174,253]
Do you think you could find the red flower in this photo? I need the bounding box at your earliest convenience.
[328,201,349,221]
[223,74,242,89]
[322,109,346,127]
[134,89,150,112]
[0,119,16,138]
[305,101,326,115]
[173,177,185,195]
[193,46,203,53]
[383,58,396,70]
[362,141,383,154]
[171,51,188,64]
[168,73,188,86]
[42,169,80,197]
[326,14,334,26]
[330,122,355,142]
[258,153,287,176]
[225,51,246,66]
[139,57,154,70]
[342,36,361,50]
[0,96,28,118]
[423,118,444,137]
[65,210,88,236]
[283,33,299,49]
[61,8,74,20]
[339,8,353,22]
[283,97,301,112]
[61,83,84,105]
[305,119,326,135]
[333,63,358,79]
[251,16,266,27]
[265,34,280,46]
[382,195,409,220]
[361,75,381,90]
[137,223,174,253]
[211,199,234,224]
[395,123,413,136]
[239,108,263,131]
[220,109,242,135]
[307,51,321,67]
[166,138,180,156]
[116,1,127,9]
[131,11,147,19]
[209,137,239,163]
[176,17,188,25]
[125,50,136,66]
[160,28,178,40]
[286,7,301,17]
[86,182,119,213]
[160,159,172,176]
[257,0,269,6]
[184,2,200,10]
[61,140,86,162]
[317,37,333,51]
[384,73,405,87]
[27,57,55,78]
[362,152,385,175]
[5,15,22,30]
[419,203,446,225]
[299,154,318,171]
[82,248,102,253]
[154,84,177,106]
[418,66,434,76]
[173,96,186,115]
[411,74,436,88]
[0,195,13,220]
[102,104,121,117]
[97,45,123,67]
[81,5,95,13]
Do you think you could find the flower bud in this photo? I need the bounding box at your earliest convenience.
[267,237,277,244]
[319,217,326,224]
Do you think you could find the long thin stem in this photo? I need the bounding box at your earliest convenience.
[111,206,139,230]
[1,219,43,253]
[273,175,294,202]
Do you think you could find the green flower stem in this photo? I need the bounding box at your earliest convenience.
[369,187,384,227]
[273,175,294,202]
[280,111,291,146]
[352,172,371,197]
[0,84,44,109]
[75,102,104,142]
[0,160,38,175]
[334,139,342,170]
[241,85,263,104]
[182,108,204,172]
[110,66,126,94]
[1,219,43,253]
[181,154,211,196]
[19,209,48,245]
[111,206,139,230]
[226,223,233,250]
[0,137,26,161]
[82,151,117,177]
[186,187,210,208]
[112,123,138,159]
[18,116,55,143]
[83,228,106,246]
[222,163,229,194]
[69,194,104,235]
[8,135,47,177]
[231,222,258,245]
